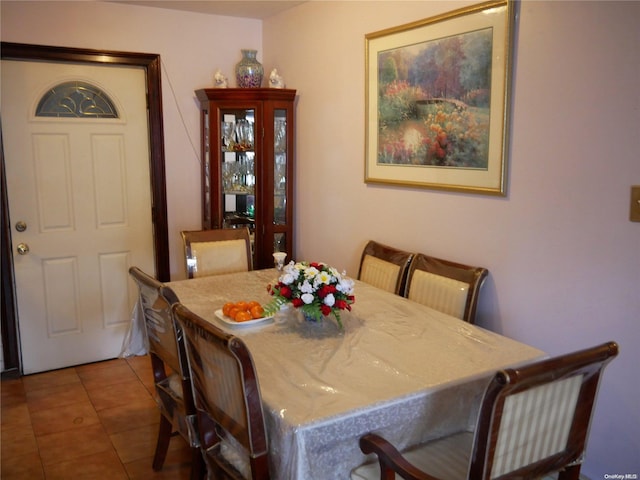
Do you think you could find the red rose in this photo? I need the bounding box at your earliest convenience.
[318,285,337,299]
[320,304,332,316]
[280,286,292,298]
[292,298,303,307]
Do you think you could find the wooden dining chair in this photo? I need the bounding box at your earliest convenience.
[173,303,270,480]
[128,267,204,480]
[358,240,414,295]
[181,228,253,279]
[403,253,488,324]
[352,341,619,480]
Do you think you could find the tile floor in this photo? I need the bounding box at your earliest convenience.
[1,355,193,479]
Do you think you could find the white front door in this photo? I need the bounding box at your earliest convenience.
[2,60,156,374]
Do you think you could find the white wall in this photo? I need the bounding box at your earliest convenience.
[2,0,638,477]
[263,1,640,477]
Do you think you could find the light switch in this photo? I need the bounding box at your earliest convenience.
[630,186,640,222]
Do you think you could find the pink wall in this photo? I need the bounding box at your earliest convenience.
[264,1,640,477]
[3,0,639,476]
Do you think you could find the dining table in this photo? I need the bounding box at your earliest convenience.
[124,267,545,479]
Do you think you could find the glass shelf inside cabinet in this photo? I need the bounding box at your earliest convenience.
[222,109,256,226]
[222,152,255,195]
[221,111,255,152]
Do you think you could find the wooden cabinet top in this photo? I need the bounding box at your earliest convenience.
[195,88,297,104]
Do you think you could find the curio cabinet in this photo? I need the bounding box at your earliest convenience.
[195,88,296,269]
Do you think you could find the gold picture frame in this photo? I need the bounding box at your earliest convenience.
[365,0,516,195]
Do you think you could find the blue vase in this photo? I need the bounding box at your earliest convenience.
[303,312,320,323]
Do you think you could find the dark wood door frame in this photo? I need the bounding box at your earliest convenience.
[1,42,170,377]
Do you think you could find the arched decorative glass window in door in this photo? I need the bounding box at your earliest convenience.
[36,81,119,118]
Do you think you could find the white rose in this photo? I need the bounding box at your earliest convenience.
[300,280,314,294]
[301,293,315,304]
[323,293,335,307]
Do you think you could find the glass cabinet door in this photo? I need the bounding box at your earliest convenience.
[273,108,288,254]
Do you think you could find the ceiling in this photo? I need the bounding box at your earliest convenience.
[110,1,306,19]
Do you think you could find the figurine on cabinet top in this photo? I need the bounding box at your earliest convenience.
[269,69,285,89]
[213,69,228,88]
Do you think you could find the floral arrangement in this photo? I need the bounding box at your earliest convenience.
[265,261,355,328]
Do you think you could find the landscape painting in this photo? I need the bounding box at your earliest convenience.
[365,0,515,195]
[377,28,492,169]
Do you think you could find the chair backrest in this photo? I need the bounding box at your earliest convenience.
[404,253,488,323]
[129,266,185,377]
[470,341,619,479]
[181,228,253,279]
[358,240,413,295]
[173,303,269,479]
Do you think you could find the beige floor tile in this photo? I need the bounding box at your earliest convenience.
[75,357,126,374]
[0,378,27,406]
[85,378,154,411]
[1,401,31,427]
[124,458,192,480]
[0,423,39,458]
[22,368,81,392]
[1,357,200,480]
[98,395,159,434]
[125,354,151,374]
[30,398,101,436]
[126,355,156,393]
[0,451,45,479]
[110,422,159,464]
[77,358,138,389]
[36,423,113,466]
[42,448,128,480]
[25,382,90,412]
[123,435,194,480]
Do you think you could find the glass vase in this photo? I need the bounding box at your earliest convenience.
[235,49,264,88]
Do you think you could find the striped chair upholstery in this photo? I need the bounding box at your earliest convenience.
[404,253,488,324]
[358,241,413,295]
[354,341,618,480]
[174,303,270,480]
[128,267,203,479]
[181,228,253,279]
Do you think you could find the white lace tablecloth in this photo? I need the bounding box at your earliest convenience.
[124,268,544,479]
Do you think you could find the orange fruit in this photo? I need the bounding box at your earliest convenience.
[235,310,253,322]
[235,301,248,311]
[227,307,240,319]
[250,305,264,319]
[222,302,234,316]
[247,300,260,309]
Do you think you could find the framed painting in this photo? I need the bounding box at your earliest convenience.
[365,0,516,195]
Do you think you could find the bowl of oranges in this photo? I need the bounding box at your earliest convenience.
[215,300,273,327]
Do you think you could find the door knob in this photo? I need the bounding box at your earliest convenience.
[17,243,30,255]
[15,221,27,232]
